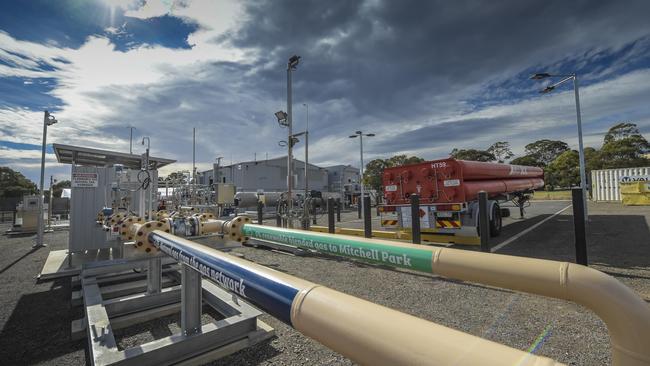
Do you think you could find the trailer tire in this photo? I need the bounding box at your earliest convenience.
[490,203,502,237]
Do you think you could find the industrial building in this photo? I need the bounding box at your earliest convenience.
[324,164,362,204]
[198,156,331,192]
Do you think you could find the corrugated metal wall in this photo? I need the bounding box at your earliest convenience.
[592,167,650,201]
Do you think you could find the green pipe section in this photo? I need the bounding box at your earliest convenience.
[241,224,434,272]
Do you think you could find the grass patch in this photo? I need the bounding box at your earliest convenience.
[532,190,572,200]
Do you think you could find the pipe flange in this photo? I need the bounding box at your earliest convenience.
[96,211,106,225]
[199,213,215,221]
[120,216,144,241]
[155,210,171,220]
[225,216,251,243]
[135,220,171,254]
[108,213,126,230]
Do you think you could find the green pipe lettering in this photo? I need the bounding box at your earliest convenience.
[242,225,433,272]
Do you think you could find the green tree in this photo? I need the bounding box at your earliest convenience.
[363,159,390,191]
[584,147,603,172]
[386,154,424,167]
[363,155,424,191]
[545,150,580,189]
[523,139,569,167]
[0,167,38,198]
[487,141,514,163]
[164,171,189,184]
[450,148,496,162]
[600,122,650,168]
[51,180,71,198]
[510,155,541,167]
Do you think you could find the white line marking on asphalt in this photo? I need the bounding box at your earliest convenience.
[491,204,573,253]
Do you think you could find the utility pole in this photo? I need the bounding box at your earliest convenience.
[129,126,136,154]
[303,103,309,197]
[35,110,57,248]
[286,55,301,228]
[349,131,375,221]
[192,127,196,205]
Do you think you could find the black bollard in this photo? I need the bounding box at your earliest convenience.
[478,191,490,252]
[572,187,588,265]
[363,196,372,238]
[410,194,421,244]
[257,201,264,225]
[327,197,335,234]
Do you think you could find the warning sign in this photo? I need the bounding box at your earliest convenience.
[72,172,98,188]
[399,206,430,229]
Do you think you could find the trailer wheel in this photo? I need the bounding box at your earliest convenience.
[490,203,502,237]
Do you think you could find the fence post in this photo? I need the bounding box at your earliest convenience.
[363,196,372,238]
[327,197,335,234]
[478,191,490,252]
[572,187,588,266]
[410,194,421,244]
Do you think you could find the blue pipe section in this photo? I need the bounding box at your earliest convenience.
[149,231,300,324]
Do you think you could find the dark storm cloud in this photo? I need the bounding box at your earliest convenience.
[366,117,516,154]
[228,0,650,125]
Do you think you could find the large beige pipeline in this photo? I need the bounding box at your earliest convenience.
[114,217,650,365]
[234,224,650,366]
[145,229,563,366]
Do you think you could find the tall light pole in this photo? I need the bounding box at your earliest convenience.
[35,110,58,248]
[286,55,301,228]
[349,131,375,218]
[531,72,588,221]
[128,126,136,154]
[303,103,309,197]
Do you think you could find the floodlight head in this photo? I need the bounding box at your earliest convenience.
[540,85,555,94]
[366,133,376,137]
[530,73,551,80]
[288,55,301,69]
[349,135,358,138]
[45,112,58,126]
[275,110,288,120]
[278,140,288,147]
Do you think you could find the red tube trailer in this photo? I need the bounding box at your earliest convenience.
[382,158,544,205]
[379,158,544,240]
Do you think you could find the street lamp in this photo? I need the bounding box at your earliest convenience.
[302,103,309,198]
[349,131,375,218]
[531,72,588,221]
[285,55,300,228]
[275,111,288,126]
[35,110,58,248]
[128,126,136,154]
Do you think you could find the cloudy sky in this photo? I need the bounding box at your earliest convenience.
[1,0,649,185]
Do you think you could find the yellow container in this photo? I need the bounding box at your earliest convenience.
[621,192,650,205]
[619,181,645,194]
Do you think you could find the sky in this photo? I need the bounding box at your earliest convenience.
[1,0,650,186]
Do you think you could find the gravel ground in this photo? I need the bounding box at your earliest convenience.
[0,201,648,366]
